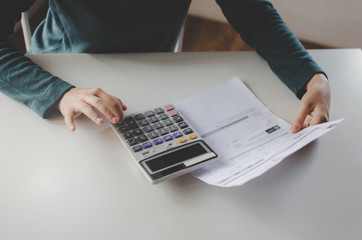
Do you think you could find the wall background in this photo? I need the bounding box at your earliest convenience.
[188,0,362,48]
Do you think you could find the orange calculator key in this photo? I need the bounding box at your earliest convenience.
[178,137,187,143]
[188,134,197,140]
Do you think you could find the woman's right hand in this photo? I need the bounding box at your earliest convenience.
[57,87,127,131]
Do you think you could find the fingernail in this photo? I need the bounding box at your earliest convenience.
[112,116,118,123]
[70,125,75,131]
[96,118,103,124]
[290,125,298,133]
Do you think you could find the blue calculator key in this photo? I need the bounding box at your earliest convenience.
[172,132,183,138]
[132,145,143,152]
[163,135,173,142]
[142,142,152,149]
[153,138,163,145]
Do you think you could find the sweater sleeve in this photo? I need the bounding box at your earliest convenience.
[216,0,326,99]
[0,0,73,118]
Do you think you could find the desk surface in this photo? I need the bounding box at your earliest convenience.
[1,49,361,240]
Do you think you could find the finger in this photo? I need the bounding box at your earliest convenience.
[112,98,125,121]
[77,102,104,125]
[84,95,122,124]
[121,103,127,111]
[116,98,127,120]
[90,90,126,122]
[91,88,117,104]
[309,112,329,126]
[291,102,312,133]
[117,98,127,111]
[107,96,126,121]
[303,115,312,129]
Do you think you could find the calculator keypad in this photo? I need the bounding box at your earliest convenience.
[114,105,198,153]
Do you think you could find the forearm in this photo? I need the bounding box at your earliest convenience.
[216,0,326,98]
[0,42,74,118]
[0,0,73,118]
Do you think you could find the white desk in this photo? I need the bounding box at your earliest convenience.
[1,49,361,240]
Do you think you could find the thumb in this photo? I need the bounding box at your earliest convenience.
[291,102,311,133]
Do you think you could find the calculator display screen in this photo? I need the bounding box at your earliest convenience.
[145,143,207,172]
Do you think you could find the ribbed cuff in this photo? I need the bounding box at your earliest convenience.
[31,77,74,118]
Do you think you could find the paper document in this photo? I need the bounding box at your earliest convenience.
[174,77,343,187]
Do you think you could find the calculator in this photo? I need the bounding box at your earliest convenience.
[111,104,218,183]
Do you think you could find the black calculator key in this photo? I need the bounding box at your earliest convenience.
[132,129,143,136]
[183,128,193,135]
[154,108,165,114]
[148,116,159,123]
[168,125,178,132]
[159,113,169,120]
[124,117,139,130]
[173,116,183,123]
[148,132,159,139]
[172,131,183,138]
[123,132,134,139]
[143,125,154,133]
[118,126,129,133]
[134,114,145,121]
[163,119,173,126]
[139,119,150,126]
[137,135,148,143]
[153,122,164,129]
[158,128,169,136]
[132,145,143,152]
[178,121,188,129]
[144,111,155,117]
[127,138,138,146]
[115,121,126,128]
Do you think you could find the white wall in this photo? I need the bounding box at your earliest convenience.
[188,0,362,48]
